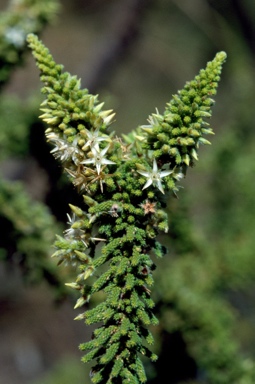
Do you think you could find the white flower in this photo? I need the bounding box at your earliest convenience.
[64,213,85,240]
[48,135,82,165]
[81,145,115,174]
[137,159,173,194]
[81,128,110,150]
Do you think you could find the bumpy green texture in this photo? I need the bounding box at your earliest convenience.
[0,177,65,298]
[27,33,226,383]
[0,0,59,88]
[0,94,38,160]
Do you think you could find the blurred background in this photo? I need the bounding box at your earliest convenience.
[1,0,255,383]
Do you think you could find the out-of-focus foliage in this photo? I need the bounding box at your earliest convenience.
[0,94,37,160]
[33,357,87,384]
[0,176,66,298]
[0,0,59,88]
[0,0,64,298]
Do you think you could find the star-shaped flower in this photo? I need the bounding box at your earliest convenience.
[137,159,173,194]
[140,200,156,214]
[81,128,110,150]
[48,134,82,165]
[64,213,85,240]
[81,145,116,174]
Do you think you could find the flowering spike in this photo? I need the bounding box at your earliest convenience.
[27,33,226,384]
[139,51,227,172]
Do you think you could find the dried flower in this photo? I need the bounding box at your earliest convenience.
[65,165,89,192]
[140,200,156,215]
[109,203,121,217]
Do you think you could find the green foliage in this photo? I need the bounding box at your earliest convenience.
[27,32,226,383]
[0,0,59,88]
[0,0,66,299]
[0,176,66,297]
[0,91,66,297]
[154,254,255,383]
[208,128,255,289]
[0,94,39,160]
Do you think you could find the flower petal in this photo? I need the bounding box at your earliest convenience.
[142,179,153,190]
[137,170,150,177]
[156,180,165,194]
[159,170,173,177]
